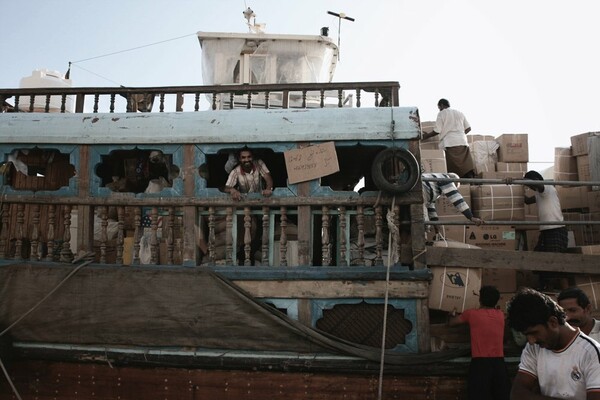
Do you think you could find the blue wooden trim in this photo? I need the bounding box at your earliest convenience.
[311,298,419,353]
[261,298,299,320]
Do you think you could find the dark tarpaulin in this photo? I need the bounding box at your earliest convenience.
[0,263,466,365]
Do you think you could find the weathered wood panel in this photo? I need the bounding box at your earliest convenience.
[0,107,420,145]
[1,360,469,400]
[426,246,600,273]
[235,280,428,298]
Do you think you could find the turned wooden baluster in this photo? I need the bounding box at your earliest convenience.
[150,207,159,264]
[30,204,40,261]
[393,203,401,263]
[15,203,25,260]
[243,207,252,266]
[208,206,216,266]
[339,206,347,266]
[132,208,141,265]
[374,205,383,266]
[279,207,288,267]
[166,207,175,264]
[60,205,73,262]
[261,207,269,266]
[225,207,233,265]
[357,206,365,266]
[99,206,108,264]
[45,205,55,261]
[321,206,331,266]
[0,203,9,258]
[116,206,125,265]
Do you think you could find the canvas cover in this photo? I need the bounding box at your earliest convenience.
[0,263,465,365]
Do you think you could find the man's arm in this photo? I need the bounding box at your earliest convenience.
[511,371,548,399]
[447,311,465,327]
[224,170,243,201]
[422,130,439,140]
[261,172,274,197]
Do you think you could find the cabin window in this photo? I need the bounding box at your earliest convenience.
[95,148,180,194]
[316,302,413,349]
[1,147,75,192]
[202,148,287,191]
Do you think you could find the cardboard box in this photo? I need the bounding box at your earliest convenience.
[569,245,600,255]
[496,134,529,163]
[428,266,482,312]
[575,275,600,310]
[421,121,440,150]
[571,132,600,156]
[497,292,517,314]
[428,224,467,243]
[554,147,578,182]
[577,155,591,182]
[436,184,471,217]
[471,184,525,221]
[482,268,517,293]
[496,162,528,172]
[525,230,540,251]
[421,149,447,173]
[588,191,600,212]
[558,186,591,210]
[465,225,516,249]
[478,171,524,180]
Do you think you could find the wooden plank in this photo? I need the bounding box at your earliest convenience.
[0,107,421,144]
[3,359,469,400]
[425,246,600,274]
[77,144,94,252]
[182,144,197,266]
[234,280,429,298]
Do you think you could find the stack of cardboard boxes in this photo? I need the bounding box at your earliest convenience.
[422,125,599,311]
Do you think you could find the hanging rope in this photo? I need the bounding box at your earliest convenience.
[377,195,399,400]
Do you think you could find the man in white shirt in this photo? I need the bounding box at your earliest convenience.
[558,287,600,342]
[523,170,568,252]
[507,288,600,399]
[422,98,475,178]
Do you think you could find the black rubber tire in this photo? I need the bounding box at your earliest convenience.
[371,147,420,194]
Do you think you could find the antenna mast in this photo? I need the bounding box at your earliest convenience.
[327,11,355,61]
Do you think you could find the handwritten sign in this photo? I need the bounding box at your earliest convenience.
[284,142,340,184]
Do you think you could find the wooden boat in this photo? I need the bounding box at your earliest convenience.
[0,14,598,400]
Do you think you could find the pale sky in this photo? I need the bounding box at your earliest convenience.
[2,0,599,171]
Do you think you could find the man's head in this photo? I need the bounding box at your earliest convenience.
[524,170,544,192]
[507,288,566,349]
[237,146,254,173]
[437,98,450,110]
[479,285,500,308]
[557,287,593,330]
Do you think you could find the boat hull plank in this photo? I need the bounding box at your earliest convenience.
[1,359,470,400]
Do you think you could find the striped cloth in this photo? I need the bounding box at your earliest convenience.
[422,172,472,221]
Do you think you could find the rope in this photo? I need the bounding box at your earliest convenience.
[377,196,398,400]
[0,255,93,399]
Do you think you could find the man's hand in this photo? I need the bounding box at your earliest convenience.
[229,188,243,201]
[261,188,273,197]
[471,217,484,226]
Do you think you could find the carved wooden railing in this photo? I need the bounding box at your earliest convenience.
[0,196,412,267]
[0,82,400,113]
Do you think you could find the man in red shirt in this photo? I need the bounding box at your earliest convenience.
[449,285,511,400]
